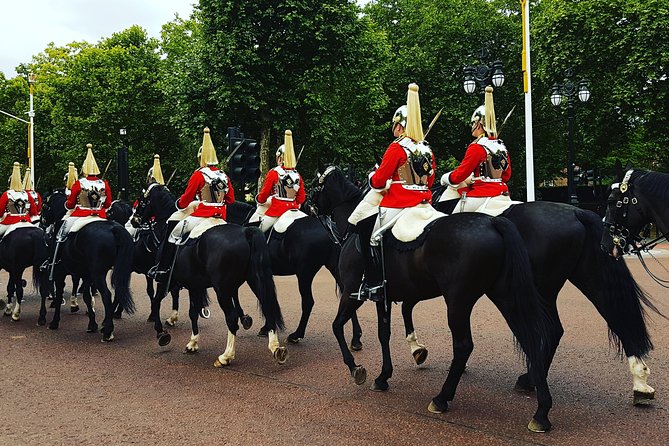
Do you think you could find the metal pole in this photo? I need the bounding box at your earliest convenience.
[521,0,535,202]
[567,103,578,205]
[28,78,35,186]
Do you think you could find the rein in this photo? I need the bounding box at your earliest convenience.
[605,169,669,287]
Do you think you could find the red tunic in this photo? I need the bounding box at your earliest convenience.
[448,139,511,197]
[370,141,435,208]
[177,167,235,219]
[26,190,42,215]
[0,190,38,225]
[257,167,306,217]
[66,176,112,218]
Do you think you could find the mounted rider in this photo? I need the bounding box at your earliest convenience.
[130,154,165,231]
[439,86,515,215]
[22,168,42,224]
[251,129,306,232]
[149,127,235,283]
[351,83,436,302]
[0,162,38,241]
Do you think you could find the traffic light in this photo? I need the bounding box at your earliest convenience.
[227,137,261,184]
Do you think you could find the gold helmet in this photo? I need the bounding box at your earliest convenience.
[147,154,165,185]
[404,83,424,141]
[82,143,100,176]
[470,86,497,137]
[276,130,297,169]
[22,168,33,191]
[65,162,77,189]
[199,127,219,167]
[9,162,23,191]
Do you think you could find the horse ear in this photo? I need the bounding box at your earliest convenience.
[614,159,623,181]
[624,161,633,172]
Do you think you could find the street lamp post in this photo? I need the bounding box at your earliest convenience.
[463,48,505,95]
[550,68,590,205]
[118,128,129,201]
[28,73,36,186]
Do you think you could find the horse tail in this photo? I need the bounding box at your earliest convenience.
[492,216,553,369]
[110,223,135,314]
[31,229,50,296]
[244,226,284,331]
[575,209,661,357]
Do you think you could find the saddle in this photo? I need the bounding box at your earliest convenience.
[188,218,226,241]
[390,204,446,243]
[68,216,106,234]
[273,209,307,234]
[0,222,35,243]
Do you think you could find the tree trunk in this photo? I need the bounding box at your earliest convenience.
[259,115,271,191]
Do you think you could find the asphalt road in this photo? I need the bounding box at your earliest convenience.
[1,251,668,446]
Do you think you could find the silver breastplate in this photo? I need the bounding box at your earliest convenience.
[273,167,300,200]
[477,137,509,180]
[198,167,229,204]
[6,190,29,215]
[77,178,107,210]
[396,138,433,189]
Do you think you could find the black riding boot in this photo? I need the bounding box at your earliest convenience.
[148,220,179,283]
[358,244,385,302]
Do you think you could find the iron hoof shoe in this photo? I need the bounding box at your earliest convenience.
[157,332,172,347]
[352,366,367,385]
[527,418,551,433]
[350,341,363,352]
[413,348,428,365]
[241,315,253,330]
[274,347,288,364]
[633,390,655,406]
[427,400,447,414]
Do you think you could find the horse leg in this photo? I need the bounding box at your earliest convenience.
[185,289,205,354]
[3,280,13,314]
[288,271,317,343]
[428,300,475,415]
[165,284,180,327]
[349,311,363,352]
[333,296,367,384]
[38,277,49,326]
[152,281,171,346]
[212,290,239,366]
[81,280,98,333]
[402,300,428,365]
[146,276,157,322]
[48,271,66,330]
[95,275,115,342]
[371,300,393,391]
[9,272,23,321]
[232,291,252,330]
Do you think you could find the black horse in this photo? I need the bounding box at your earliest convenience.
[40,191,135,341]
[310,166,555,432]
[135,185,287,366]
[226,200,361,346]
[0,225,50,321]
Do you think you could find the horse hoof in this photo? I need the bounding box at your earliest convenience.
[48,322,59,330]
[3,308,12,316]
[371,379,389,392]
[0,300,6,311]
[87,324,98,333]
[427,400,448,414]
[200,307,211,319]
[287,333,302,344]
[37,318,46,326]
[102,333,115,342]
[413,347,428,365]
[49,302,56,309]
[633,390,655,406]
[527,418,551,433]
[257,327,269,337]
[214,358,229,368]
[351,366,367,385]
[70,305,80,313]
[241,315,253,330]
[350,341,363,352]
[165,319,175,328]
[11,314,20,322]
[273,346,288,365]
[157,331,172,347]
[184,347,198,354]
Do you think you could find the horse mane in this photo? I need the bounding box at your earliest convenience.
[328,167,363,205]
[632,170,669,200]
[150,185,177,221]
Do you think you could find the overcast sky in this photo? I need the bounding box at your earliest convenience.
[0,0,196,77]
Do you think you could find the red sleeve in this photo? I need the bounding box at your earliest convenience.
[502,151,512,182]
[66,181,81,209]
[371,143,405,189]
[449,143,486,185]
[103,180,112,208]
[257,169,278,204]
[0,192,7,213]
[296,175,306,205]
[225,178,235,204]
[27,192,38,216]
[177,171,204,209]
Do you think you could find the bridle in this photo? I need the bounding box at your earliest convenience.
[604,169,669,287]
[309,166,344,246]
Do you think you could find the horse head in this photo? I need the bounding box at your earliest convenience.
[107,200,133,225]
[41,189,67,230]
[134,184,176,227]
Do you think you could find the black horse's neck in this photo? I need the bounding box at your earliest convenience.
[633,171,669,235]
[320,169,364,236]
[147,185,177,224]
